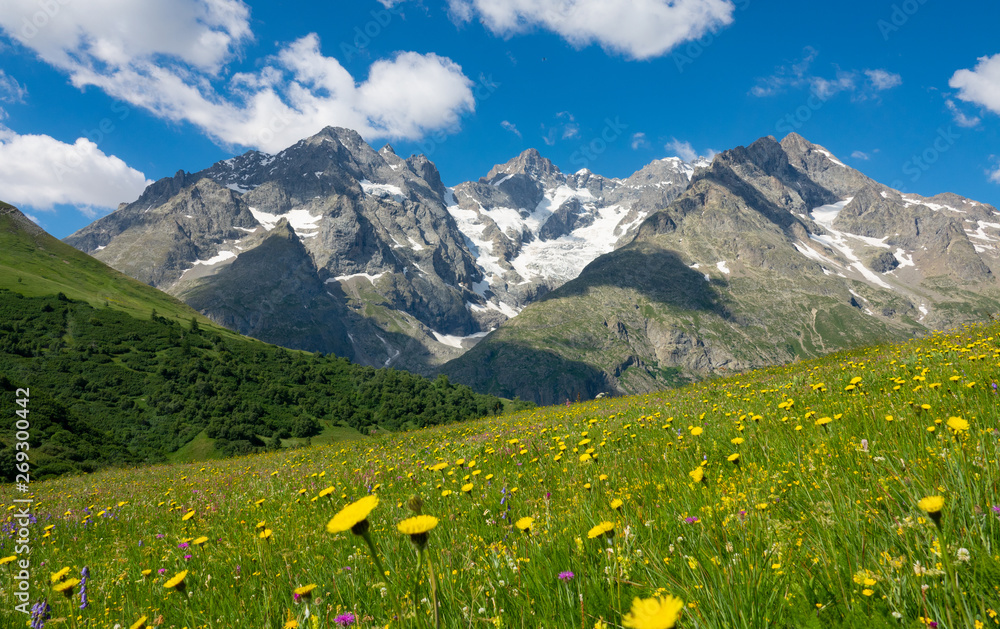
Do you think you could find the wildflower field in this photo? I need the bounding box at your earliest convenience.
[2,323,999,629]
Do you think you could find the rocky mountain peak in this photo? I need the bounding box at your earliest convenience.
[485,148,560,182]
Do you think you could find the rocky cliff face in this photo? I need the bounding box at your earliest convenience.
[442,134,1000,403]
[65,127,700,373]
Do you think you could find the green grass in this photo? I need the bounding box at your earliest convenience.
[0,210,235,336]
[2,321,998,628]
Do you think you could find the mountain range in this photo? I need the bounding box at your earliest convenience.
[64,129,1000,403]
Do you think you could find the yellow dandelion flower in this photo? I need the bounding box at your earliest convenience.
[461,483,474,493]
[50,567,70,584]
[53,578,80,595]
[164,570,188,589]
[587,521,615,540]
[259,528,273,540]
[398,515,439,549]
[398,515,439,536]
[318,486,335,498]
[622,594,684,629]
[918,495,944,514]
[192,536,209,546]
[181,510,195,521]
[688,467,704,483]
[0,555,17,566]
[815,416,832,427]
[326,495,379,535]
[690,427,703,436]
[293,583,318,598]
[946,417,969,432]
[727,453,740,463]
[130,616,148,629]
[515,516,534,532]
[610,499,624,511]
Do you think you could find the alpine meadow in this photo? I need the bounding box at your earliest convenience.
[3,1,1000,628]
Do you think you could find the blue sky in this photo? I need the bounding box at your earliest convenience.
[1,0,999,239]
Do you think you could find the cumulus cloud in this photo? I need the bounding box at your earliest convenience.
[501,120,521,137]
[445,0,736,60]
[950,54,1000,116]
[664,137,697,162]
[0,0,477,153]
[630,132,649,150]
[0,126,152,213]
[0,70,26,103]
[945,98,980,128]
[990,165,1000,184]
[864,69,902,91]
[751,48,901,101]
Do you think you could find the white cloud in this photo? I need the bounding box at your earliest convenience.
[864,69,902,91]
[811,71,856,99]
[850,150,870,161]
[990,166,1000,184]
[945,98,980,128]
[0,1,477,153]
[0,126,151,213]
[0,0,251,73]
[446,0,736,60]
[630,132,649,150]
[950,54,1000,116]
[501,120,521,137]
[540,111,580,146]
[664,137,697,162]
[751,48,900,101]
[0,70,26,103]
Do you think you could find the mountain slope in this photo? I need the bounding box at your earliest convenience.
[0,202,519,478]
[442,134,1000,403]
[1,204,225,326]
[64,129,701,373]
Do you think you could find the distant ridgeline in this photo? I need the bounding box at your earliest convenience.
[0,289,525,480]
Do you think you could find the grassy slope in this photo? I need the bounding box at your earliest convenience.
[1,320,997,628]
[0,207,237,337]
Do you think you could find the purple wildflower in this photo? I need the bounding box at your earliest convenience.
[79,566,89,609]
[184,554,193,561]
[992,505,1000,515]
[178,542,190,549]
[684,516,700,524]
[557,571,574,582]
[334,612,356,626]
[30,600,51,629]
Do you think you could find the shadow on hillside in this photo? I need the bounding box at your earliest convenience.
[545,243,730,317]
[443,341,612,406]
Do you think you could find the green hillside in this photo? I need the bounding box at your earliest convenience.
[0,204,525,479]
